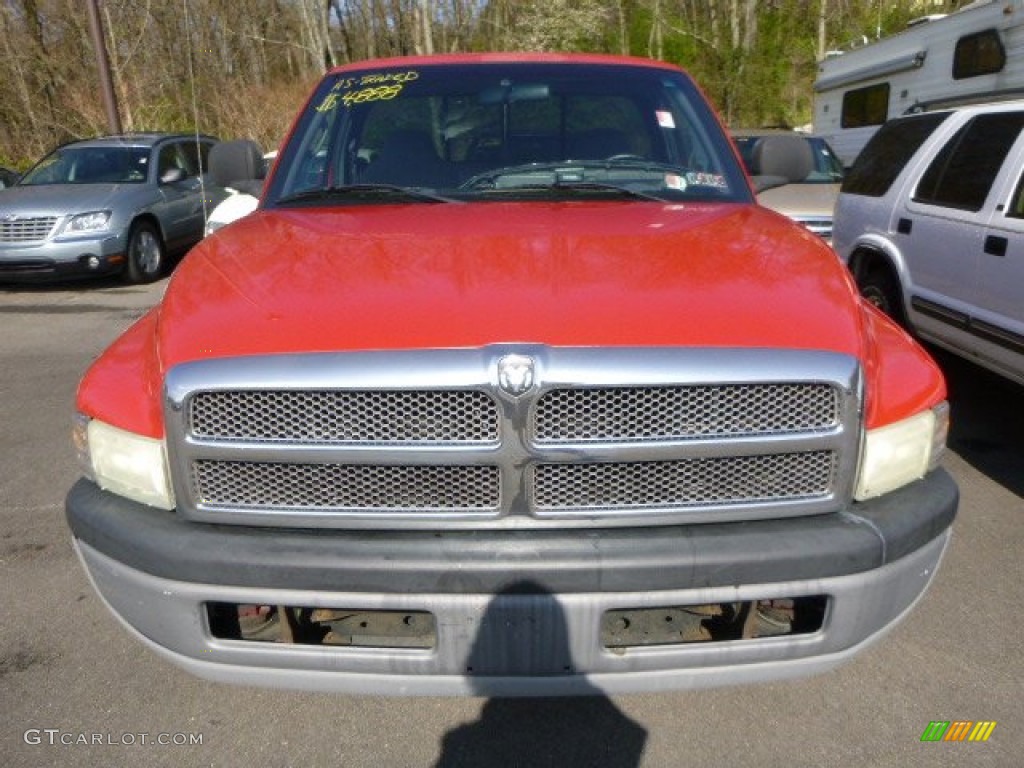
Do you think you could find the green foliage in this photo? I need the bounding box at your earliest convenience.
[0,0,973,166]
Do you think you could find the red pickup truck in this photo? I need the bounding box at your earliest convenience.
[66,53,956,696]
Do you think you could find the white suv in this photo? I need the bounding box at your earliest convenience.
[833,102,1024,386]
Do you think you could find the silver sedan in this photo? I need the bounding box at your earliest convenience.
[0,133,225,283]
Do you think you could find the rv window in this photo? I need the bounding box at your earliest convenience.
[841,112,948,198]
[841,84,889,129]
[953,29,1005,80]
[914,112,1024,211]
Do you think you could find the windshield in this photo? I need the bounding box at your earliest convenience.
[733,134,845,184]
[266,61,752,206]
[20,146,150,185]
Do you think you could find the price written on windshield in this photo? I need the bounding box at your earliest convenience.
[316,71,419,111]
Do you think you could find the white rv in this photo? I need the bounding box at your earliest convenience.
[813,0,1024,167]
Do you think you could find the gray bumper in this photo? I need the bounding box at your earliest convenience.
[66,470,957,695]
[0,233,126,279]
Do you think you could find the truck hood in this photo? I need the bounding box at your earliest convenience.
[157,201,865,368]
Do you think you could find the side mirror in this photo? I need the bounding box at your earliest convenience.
[160,167,186,184]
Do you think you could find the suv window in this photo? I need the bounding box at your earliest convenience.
[914,112,1024,211]
[841,112,949,197]
[1007,162,1024,217]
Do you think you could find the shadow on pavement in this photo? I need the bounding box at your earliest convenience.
[929,345,1024,498]
[434,582,647,768]
[0,274,152,294]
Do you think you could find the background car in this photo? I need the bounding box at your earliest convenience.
[0,133,224,283]
[204,148,276,236]
[0,166,19,188]
[732,129,844,242]
[833,102,1024,386]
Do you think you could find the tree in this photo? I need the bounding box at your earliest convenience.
[0,0,966,167]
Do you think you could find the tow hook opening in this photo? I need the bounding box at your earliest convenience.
[206,603,436,649]
[601,596,828,649]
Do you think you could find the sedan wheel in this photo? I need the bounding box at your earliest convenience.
[124,222,165,284]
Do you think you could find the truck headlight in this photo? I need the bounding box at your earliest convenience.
[854,402,949,501]
[73,414,175,509]
[64,210,112,234]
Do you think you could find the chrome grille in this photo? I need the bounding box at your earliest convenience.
[190,389,499,443]
[796,216,833,240]
[534,384,838,442]
[164,347,862,529]
[533,452,836,510]
[193,461,501,511]
[0,216,58,243]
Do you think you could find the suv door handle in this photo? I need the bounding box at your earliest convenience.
[984,235,1008,257]
[897,218,913,235]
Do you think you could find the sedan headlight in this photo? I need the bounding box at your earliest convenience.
[854,402,949,501]
[73,414,175,509]
[63,210,112,234]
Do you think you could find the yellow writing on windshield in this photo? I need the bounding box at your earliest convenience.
[315,71,419,112]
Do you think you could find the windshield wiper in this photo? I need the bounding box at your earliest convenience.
[460,159,687,191]
[277,184,458,206]
[476,181,668,202]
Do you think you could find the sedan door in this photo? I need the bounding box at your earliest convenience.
[154,140,212,250]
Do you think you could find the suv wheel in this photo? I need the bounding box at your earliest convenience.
[858,265,905,326]
[124,221,165,284]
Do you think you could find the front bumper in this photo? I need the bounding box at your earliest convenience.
[66,470,957,696]
[0,233,126,281]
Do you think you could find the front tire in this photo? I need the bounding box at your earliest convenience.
[123,221,165,284]
[859,264,906,327]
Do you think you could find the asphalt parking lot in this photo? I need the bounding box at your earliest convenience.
[1,276,1021,768]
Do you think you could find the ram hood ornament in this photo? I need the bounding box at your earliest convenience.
[496,354,536,397]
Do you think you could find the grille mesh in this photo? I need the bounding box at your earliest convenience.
[193,461,501,511]
[0,216,58,243]
[533,452,836,510]
[534,384,838,442]
[176,368,853,524]
[189,389,499,443]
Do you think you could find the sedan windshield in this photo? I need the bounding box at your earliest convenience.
[20,146,150,185]
[267,61,752,206]
[732,134,845,184]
